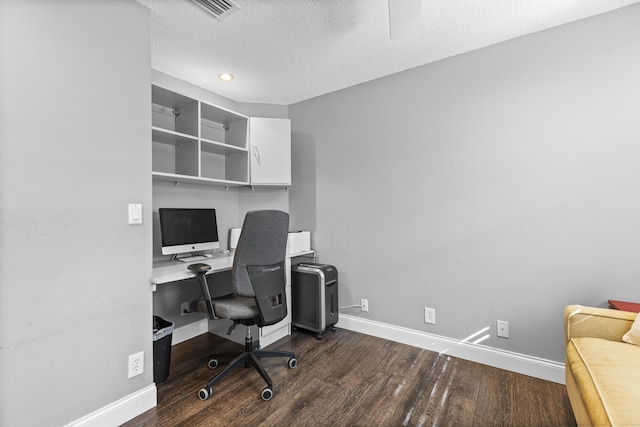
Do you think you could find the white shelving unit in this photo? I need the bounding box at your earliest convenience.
[152,84,250,187]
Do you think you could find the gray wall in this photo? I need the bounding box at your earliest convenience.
[289,4,640,363]
[0,1,152,426]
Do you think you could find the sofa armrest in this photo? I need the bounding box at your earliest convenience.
[564,305,636,345]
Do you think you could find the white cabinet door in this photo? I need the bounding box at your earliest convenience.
[250,117,291,186]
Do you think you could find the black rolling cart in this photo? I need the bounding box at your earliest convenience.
[291,263,338,339]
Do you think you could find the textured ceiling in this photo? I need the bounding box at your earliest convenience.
[135,0,639,105]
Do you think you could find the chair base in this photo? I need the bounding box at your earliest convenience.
[198,335,296,401]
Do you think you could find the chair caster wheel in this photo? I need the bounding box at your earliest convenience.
[207,358,219,369]
[288,357,298,369]
[198,387,212,401]
[261,387,273,401]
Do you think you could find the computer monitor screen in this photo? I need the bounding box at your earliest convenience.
[159,208,220,256]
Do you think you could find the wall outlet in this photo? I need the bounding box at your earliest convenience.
[424,307,436,325]
[181,301,189,316]
[128,351,144,378]
[497,320,509,338]
[361,298,369,312]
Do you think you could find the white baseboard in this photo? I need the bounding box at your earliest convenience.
[65,320,207,427]
[336,314,565,384]
[65,384,157,427]
[172,318,209,345]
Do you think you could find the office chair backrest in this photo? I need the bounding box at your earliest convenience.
[232,210,289,299]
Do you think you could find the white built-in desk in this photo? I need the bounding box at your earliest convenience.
[152,250,315,348]
[152,252,235,288]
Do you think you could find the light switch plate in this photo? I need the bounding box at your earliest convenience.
[128,204,142,224]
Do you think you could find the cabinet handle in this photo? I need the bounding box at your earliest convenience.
[253,145,261,166]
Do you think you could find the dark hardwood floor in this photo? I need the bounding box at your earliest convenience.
[123,328,576,426]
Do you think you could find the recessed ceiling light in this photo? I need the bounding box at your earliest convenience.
[218,73,234,81]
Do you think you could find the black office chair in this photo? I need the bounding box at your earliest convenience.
[188,210,297,401]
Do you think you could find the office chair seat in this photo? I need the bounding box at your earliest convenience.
[212,297,258,320]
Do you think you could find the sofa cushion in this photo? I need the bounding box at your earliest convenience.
[567,337,640,426]
[622,313,640,346]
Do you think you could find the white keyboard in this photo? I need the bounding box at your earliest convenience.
[177,255,213,263]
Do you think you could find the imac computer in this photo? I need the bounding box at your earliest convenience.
[159,208,220,261]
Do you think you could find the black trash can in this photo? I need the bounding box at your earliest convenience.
[152,315,174,384]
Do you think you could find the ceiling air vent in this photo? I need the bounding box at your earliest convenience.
[191,0,240,21]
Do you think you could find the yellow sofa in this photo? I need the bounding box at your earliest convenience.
[564,305,640,426]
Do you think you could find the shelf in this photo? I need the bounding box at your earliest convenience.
[152,127,197,146]
[152,85,197,111]
[201,117,247,149]
[152,85,198,136]
[152,172,249,187]
[200,139,248,155]
[201,102,248,127]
